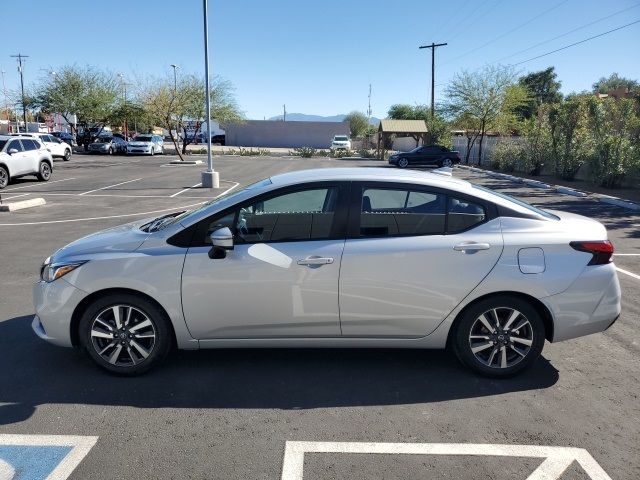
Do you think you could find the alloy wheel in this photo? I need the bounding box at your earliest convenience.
[40,163,51,180]
[0,168,8,188]
[468,307,533,369]
[398,158,408,168]
[442,158,453,167]
[90,305,157,367]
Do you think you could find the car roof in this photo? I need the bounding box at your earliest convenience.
[269,167,472,191]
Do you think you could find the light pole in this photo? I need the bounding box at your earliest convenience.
[1,70,9,123]
[170,64,180,141]
[10,53,29,132]
[117,73,129,139]
[201,0,219,188]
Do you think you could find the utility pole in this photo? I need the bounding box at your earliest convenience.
[367,84,372,121]
[283,104,286,122]
[11,53,29,132]
[418,43,447,118]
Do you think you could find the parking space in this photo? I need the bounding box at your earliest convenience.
[0,157,638,479]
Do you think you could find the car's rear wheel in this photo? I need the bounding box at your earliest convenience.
[108,147,114,155]
[79,293,172,375]
[64,149,71,161]
[150,147,155,156]
[37,161,51,182]
[0,166,9,189]
[452,295,545,377]
[397,157,409,168]
[441,158,453,168]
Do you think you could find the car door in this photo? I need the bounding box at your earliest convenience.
[181,182,349,339]
[5,139,30,175]
[339,182,503,337]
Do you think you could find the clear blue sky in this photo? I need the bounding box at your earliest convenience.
[1,0,639,119]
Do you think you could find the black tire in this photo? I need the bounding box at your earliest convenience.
[452,295,545,378]
[397,157,409,169]
[37,161,52,182]
[441,158,453,168]
[150,147,155,156]
[78,293,172,375]
[108,147,114,155]
[0,165,8,189]
[64,149,71,161]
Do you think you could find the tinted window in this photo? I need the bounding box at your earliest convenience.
[7,140,24,152]
[360,187,446,237]
[236,188,338,243]
[21,139,38,151]
[0,140,7,150]
[447,197,486,232]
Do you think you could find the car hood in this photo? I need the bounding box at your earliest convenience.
[49,219,152,263]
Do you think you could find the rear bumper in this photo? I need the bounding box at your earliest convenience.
[541,263,621,342]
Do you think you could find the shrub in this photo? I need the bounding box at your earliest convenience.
[329,148,354,158]
[226,147,271,156]
[491,138,528,173]
[290,147,316,158]
[357,148,376,158]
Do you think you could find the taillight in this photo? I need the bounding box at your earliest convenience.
[570,240,614,265]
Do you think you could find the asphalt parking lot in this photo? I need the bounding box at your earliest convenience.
[0,153,638,479]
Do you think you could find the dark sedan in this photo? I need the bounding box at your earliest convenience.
[389,145,461,169]
[87,136,128,155]
[51,131,75,146]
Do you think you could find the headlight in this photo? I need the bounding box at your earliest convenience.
[41,260,87,282]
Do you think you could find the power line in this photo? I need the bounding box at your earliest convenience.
[512,19,640,65]
[442,0,570,66]
[431,0,471,42]
[444,0,491,43]
[448,0,504,43]
[494,3,640,63]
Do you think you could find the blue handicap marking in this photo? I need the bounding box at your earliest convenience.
[0,435,97,480]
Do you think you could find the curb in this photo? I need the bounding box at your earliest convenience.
[555,186,588,197]
[0,197,46,212]
[596,195,640,211]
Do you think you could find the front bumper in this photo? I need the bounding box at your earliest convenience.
[388,156,399,165]
[32,278,88,347]
[542,263,621,342]
[127,146,152,154]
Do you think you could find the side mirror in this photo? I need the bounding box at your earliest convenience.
[8,148,18,155]
[208,227,234,259]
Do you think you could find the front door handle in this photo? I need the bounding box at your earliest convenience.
[453,242,491,253]
[297,256,334,266]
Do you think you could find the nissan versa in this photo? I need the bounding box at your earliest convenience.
[33,168,621,376]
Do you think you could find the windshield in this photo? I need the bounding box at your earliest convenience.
[134,136,152,142]
[150,177,274,231]
[94,137,112,143]
[0,140,7,150]
[334,136,349,141]
[473,184,559,219]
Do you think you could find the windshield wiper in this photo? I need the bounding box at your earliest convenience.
[142,212,184,232]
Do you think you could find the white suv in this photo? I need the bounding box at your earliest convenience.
[331,135,351,150]
[12,133,72,161]
[0,135,54,189]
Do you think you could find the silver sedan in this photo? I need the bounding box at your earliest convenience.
[33,168,620,376]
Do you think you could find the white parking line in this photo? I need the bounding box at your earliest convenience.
[1,177,77,192]
[0,202,206,226]
[170,182,202,198]
[0,193,30,201]
[36,192,206,199]
[614,253,640,256]
[78,178,143,196]
[616,267,640,280]
[281,442,612,480]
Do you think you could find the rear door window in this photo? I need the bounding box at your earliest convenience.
[447,197,487,233]
[7,140,24,152]
[21,139,38,151]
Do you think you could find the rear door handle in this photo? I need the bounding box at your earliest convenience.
[454,242,491,252]
[297,256,334,266]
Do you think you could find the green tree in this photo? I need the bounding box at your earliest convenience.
[586,96,640,187]
[444,65,528,164]
[516,67,562,119]
[344,111,370,138]
[142,73,242,160]
[592,73,639,95]
[34,65,120,140]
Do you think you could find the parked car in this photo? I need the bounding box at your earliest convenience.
[77,127,111,150]
[389,145,461,169]
[13,133,73,161]
[87,136,128,155]
[126,134,164,155]
[51,131,75,147]
[331,135,351,150]
[0,135,53,189]
[32,168,620,376]
[195,132,225,145]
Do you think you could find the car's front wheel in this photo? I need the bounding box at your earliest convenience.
[397,157,409,168]
[452,295,545,377]
[63,149,71,161]
[37,161,51,182]
[150,147,155,156]
[441,158,453,168]
[79,293,172,375]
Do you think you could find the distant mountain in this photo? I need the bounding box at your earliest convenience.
[267,113,380,125]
